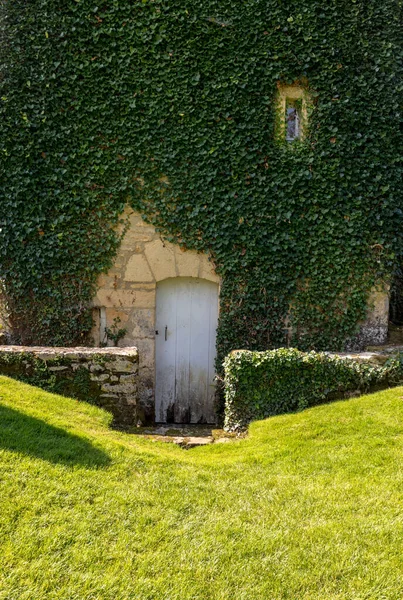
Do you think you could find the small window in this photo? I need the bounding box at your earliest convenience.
[286,102,300,141]
[275,82,311,144]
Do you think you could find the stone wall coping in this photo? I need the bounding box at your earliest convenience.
[334,352,383,359]
[231,346,403,366]
[330,345,403,364]
[0,345,138,358]
[327,351,390,365]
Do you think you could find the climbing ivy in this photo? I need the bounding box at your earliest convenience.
[0,0,402,359]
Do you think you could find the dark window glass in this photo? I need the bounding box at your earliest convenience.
[286,103,300,141]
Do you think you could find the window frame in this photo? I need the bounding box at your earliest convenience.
[275,83,311,144]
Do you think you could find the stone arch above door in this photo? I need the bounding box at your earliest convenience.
[126,237,219,285]
[93,208,219,311]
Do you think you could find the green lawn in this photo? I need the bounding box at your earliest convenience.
[1,377,403,599]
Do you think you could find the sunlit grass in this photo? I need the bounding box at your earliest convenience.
[1,375,403,599]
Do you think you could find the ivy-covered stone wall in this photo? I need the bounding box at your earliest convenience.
[0,0,401,359]
[0,346,139,428]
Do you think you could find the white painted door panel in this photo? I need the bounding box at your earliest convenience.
[155,277,218,424]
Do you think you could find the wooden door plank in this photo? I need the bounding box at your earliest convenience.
[155,280,177,422]
[206,282,219,423]
[189,280,210,423]
[174,279,192,422]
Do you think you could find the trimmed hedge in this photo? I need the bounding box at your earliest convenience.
[224,348,403,431]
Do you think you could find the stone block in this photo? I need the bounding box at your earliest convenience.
[366,287,389,327]
[94,288,155,309]
[347,285,390,349]
[71,362,89,371]
[35,352,59,361]
[101,383,137,394]
[123,233,154,243]
[96,274,114,288]
[105,308,129,324]
[90,373,110,382]
[91,308,101,346]
[132,288,156,308]
[174,247,201,278]
[129,212,156,232]
[137,367,155,424]
[125,394,138,406]
[135,338,155,370]
[144,239,176,281]
[124,254,154,283]
[120,374,137,383]
[106,358,137,373]
[103,310,130,347]
[94,289,136,308]
[127,309,155,339]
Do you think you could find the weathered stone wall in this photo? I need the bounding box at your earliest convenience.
[348,285,390,350]
[0,346,139,428]
[91,208,220,422]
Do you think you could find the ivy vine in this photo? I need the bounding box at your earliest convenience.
[0,0,402,363]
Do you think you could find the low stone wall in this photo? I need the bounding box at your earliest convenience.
[0,346,139,428]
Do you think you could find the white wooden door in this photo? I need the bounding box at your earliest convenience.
[155,277,219,424]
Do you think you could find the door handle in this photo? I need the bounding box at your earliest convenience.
[165,326,168,341]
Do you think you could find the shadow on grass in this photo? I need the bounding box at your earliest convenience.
[0,404,110,468]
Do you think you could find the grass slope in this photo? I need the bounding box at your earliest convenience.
[1,376,403,600]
